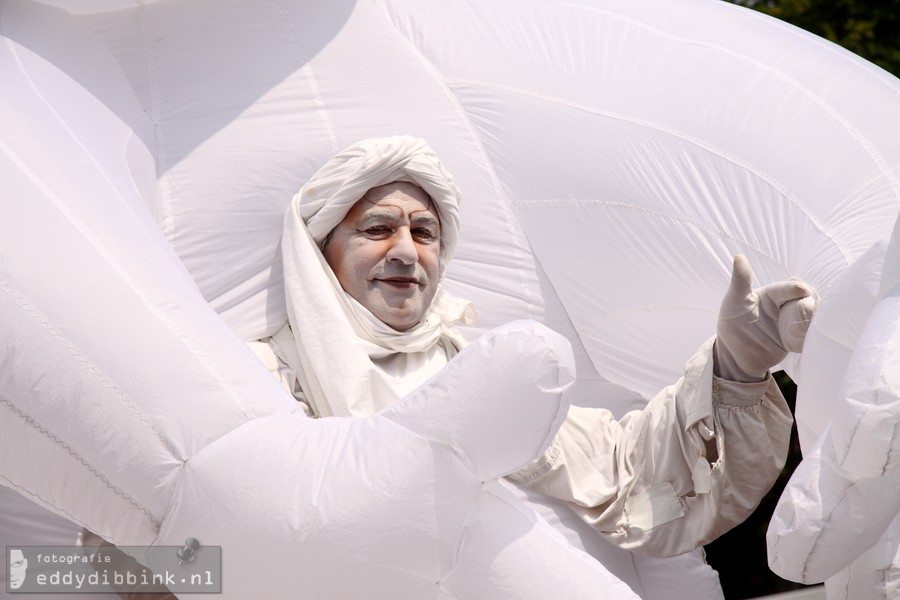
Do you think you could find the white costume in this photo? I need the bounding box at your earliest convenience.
[249,136,794,597]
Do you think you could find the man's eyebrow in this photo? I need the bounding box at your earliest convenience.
[357,208,403,224]
[409,213,440,227]
[357,207,439,227]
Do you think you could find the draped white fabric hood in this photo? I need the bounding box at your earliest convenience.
[282,136,475,416]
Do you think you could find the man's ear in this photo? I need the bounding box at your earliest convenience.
[321,228,335,251]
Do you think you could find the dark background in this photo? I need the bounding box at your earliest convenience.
[703,372,808,597]
[704,1,899,597]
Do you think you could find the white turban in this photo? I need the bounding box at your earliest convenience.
[297,136,462,263]
[279,136,475,417]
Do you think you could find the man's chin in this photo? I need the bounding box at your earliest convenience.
[385,317,418,332]
[375,307,423,332]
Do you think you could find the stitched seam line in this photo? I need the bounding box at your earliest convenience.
[1,396,160,528]
[0,277,182,459]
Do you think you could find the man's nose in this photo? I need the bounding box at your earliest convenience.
[386,228,418,264]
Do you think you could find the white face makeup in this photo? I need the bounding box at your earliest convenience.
[323,182,441,331]
[9,549,27,590]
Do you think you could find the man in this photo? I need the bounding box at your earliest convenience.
[9,548,28,590]
[250,135,815,596]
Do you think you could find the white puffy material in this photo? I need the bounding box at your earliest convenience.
[3,0,900,597]
[156,323,641,599]
[767,214,900,598]
[0,159,638,600]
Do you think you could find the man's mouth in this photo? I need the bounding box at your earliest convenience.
[376,277,419,288]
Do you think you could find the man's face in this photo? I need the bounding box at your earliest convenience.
[323,182,441,332]
[9,549,27,589]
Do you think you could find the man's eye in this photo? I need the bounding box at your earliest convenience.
[413,228,437,241]
[364,226,391,235]
[11,561,23,567]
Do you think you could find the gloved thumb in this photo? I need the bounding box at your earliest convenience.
[719,255,755,320]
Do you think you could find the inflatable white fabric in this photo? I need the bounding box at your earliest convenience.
[0,146,641,600]
[767,213,900,599]
[3,0,900,598]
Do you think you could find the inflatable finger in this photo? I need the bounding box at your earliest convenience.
[768,215,900,597]
[382,321,574,480]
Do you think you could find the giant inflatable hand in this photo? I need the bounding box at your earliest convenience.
[767,214,900,599]
[4,0,900,598]
[0,192,634,599]
[0,2,649,596]
[0,43,638,594]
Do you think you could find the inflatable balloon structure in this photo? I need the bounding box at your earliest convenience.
[2,0,900,598]
[767,213,900,600]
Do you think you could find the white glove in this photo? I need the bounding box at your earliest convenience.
[715,255,817,382]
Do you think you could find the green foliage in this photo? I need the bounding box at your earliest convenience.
[724,0,900,77]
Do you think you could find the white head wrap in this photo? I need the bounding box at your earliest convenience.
[281,136,476,417]
[299,137,462,264]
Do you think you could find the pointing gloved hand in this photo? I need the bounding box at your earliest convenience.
[715,255,818,382]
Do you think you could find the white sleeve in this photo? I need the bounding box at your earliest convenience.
[508,337,792,557]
